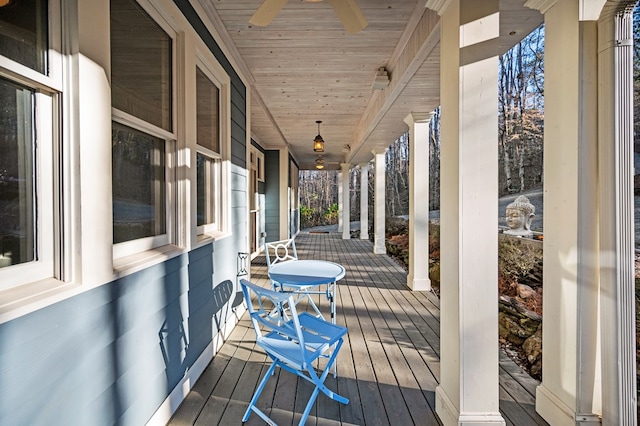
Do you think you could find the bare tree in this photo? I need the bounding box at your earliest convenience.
[429,107,441,210]
[498,25,544,196]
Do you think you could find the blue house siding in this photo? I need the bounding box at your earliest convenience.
[230,98,247,168]
[0,2,248,425]
[0,245,246,426]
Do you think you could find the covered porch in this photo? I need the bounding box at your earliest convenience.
[168,232,547,425]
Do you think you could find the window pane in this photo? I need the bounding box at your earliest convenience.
[196,153,217,227]
[111,0,172,131]
[0,77,35,268]
[0,0,48,74]
[196,67,219,153]
[112,122,166,243]
[196,153,206,226]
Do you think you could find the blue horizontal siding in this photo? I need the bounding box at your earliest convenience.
[0,242,247,426]
[0,249,197,425]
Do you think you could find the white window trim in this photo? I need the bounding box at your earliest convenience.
[0,92,56,291]
[110,117,176,259]
[0,0,63,292]
[195,152,221,235]
[111,0,179,261]
[192,45,231,243]
[0,0,63,94]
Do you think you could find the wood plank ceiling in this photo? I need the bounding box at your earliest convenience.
[196,0,542,169]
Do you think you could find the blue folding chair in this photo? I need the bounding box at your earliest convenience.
[240,279,349,425]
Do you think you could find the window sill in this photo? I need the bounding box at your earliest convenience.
[0,242,225,325]
[113,244,185,278]
[0,278,80,325]
[195,230,232,247]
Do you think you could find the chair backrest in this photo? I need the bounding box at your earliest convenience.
[263,237,298,268]
[240,279,346,370]
[240,279,306,361]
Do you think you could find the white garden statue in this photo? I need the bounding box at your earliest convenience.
[504,195,535,237]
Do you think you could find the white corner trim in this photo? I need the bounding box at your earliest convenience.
[524,0,559,14]
[535,384,577,425]
[436,386,506,425]
[458,413,506,425]
[425,0,452,15]
[436,386,458,425]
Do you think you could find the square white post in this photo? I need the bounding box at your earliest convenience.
[523,1,604,423]
[341,163,351,239]
[359,162,369,240]
[404,112,432,291]
[372,149,386,254]
[597,7,637,424]
[337,170,343,233]
[429,0,504,424]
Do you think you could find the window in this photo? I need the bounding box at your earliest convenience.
[196,67,219,153]
[111,0,174,256]
[0,0,49,74]
[111,0,172,132]
[196,153,219,227]
[0,1,56,291]
[195,64,226,236]
[0,79,35,269]
[249,146,264,212]
[112,123,166,244]
[250,147,265,183]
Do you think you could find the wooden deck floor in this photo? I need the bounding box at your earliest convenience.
[168,232,548,425]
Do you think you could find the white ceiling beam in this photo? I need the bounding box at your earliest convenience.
[348,8,440,163]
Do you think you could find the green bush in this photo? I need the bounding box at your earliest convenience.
[300,205,315,228]
[324,203,339,224]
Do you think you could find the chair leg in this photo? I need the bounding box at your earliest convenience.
[299,386,322,425]
[307,366,349,404]
[243,360,278,423]
[298,366,349,425]
[311,339,349,403]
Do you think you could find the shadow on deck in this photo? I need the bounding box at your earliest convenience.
[168,232,548,425]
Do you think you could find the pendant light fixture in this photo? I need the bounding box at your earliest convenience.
[313,120,325,152]
[315,156,325,170]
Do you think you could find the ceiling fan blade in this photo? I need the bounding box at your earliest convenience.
[326,0,368,34]
[249,0,289,26]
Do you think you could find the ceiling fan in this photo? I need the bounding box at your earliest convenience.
[249,0,368,34]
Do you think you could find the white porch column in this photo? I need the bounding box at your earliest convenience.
[341,163,351,239]
[372,149,386,254]
[429,0,504,424]
[279,148,290,240]
[523,0,603,424]
[359,162,369,240]
[337,170,343,233]
[597,5,636,425]
[404,112,432,291]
